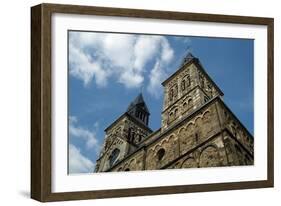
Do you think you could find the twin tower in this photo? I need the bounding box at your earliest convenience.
[95,53,254,172]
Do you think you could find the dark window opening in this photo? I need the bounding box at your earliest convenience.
[174,109,178,117]
[195,133,199,143]
[181,80,186,91]
[186,76,191,87]
[188,99,192,107]
[157,148,166,161]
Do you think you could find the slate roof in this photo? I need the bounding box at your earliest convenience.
[127,93,150,114]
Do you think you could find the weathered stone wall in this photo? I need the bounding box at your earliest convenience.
[145,101,221,170]
[217,101,254,157]
[222,132,254,166]
[167,134,228,169]
[105,98,253,172]
[110,149,145,172]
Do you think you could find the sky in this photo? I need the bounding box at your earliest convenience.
[68,31,254,174]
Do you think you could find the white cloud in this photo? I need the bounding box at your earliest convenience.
[69,32,175,94]
[69,116,100,150]
[69,144,95,173]
[147,60,167,98]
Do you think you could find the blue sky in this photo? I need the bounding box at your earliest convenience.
[68,31,254,174]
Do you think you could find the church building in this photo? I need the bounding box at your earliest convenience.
[94,53,254,172]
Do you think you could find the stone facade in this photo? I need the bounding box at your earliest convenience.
[94,53,254,173]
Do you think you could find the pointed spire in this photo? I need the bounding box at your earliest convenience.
[127,93,149,113]
[182,52,196,66]
[126,93,150,126]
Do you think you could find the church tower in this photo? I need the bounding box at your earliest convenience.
[95,93,152,172]
[95,52,253,173]
[127,93,150,126]
[161,52,223,130]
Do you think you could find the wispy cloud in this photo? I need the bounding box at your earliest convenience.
[69,144,95,173]
[69,32,175,96]
[69,116,100,151]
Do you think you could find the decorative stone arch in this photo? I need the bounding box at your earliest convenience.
[194,115,203,123]
[153,144,162,153]
[199,145,221,168]
[178,127,186,135]
[167,134,176,141]
[186,122,195,131]
[180,157,198,169]
[194,115,204,130]
[161,137,170,145]
[182,95,192,102]
[202,110,211,120]
[128,158,137,170]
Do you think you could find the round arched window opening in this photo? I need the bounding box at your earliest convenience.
[157,148,166,161]
[124,168,130,171]
[109,148,120,167]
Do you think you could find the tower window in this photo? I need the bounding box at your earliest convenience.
[109,148,120,167]
[128,128,131,140]
[204,96,209,103]
[195,133,199,143]
[186,76,191,87]
[174,109,178,117]
[181,79,186,91]
[174,85,178,97]
[138,135,142,142]
[169,89,173,101]
[131,132,135,142]
[188,99,193,107]
[157,148,166,161]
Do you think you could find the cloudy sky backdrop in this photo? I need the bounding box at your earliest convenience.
[68,31,254,174]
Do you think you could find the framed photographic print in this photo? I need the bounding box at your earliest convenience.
[31,3,274,202]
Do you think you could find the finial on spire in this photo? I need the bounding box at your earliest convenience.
[181,46,196,66]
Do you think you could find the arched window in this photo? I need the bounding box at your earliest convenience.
[138,135,142,142]
[109,148,120,167]
[174,109,178,117]
[169,112,174,119]
[195,133,199,143]
[181,79,186,91]
[124,168,130,171]
[188,99,193,108]
[142,114,146,121]
[157,148,166,161]
[186,76,191,87]
[169,89,173,101]
[128,128,131,140]
[183,102,187,108]
[174,85,178,97]
[131,132,135,142]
